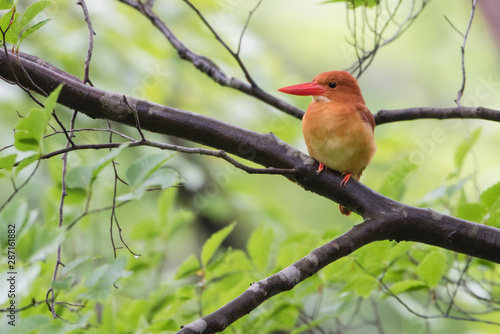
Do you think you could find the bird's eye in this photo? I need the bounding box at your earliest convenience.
[328,82,337,88]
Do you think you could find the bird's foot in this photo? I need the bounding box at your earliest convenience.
[316,163,326,174]
[340,172,352,187]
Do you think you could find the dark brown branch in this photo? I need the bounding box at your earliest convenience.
[1,49,499,259]
[178,212,500,333]
[2,48,500,334]
[116,0,304,119]
[374,106,500,125]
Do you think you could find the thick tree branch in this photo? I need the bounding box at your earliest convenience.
[179,211,500,333]
[1,49,499,257]
[374,106,500,125]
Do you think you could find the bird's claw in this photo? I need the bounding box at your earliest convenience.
[316,163,325,174]
[340,172,352,187]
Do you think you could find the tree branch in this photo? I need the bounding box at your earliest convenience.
[116,0,304,119]
[179,212,500,333]
[374,106,500,125]
[2,48,500,333]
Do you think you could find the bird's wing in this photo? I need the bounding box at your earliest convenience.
[356,105,375,131]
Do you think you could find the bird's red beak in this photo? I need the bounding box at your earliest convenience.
[278,82,327,96]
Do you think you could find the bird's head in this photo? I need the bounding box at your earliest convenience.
[278,71,363,103]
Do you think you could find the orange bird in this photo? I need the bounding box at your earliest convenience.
[278,71,376,215]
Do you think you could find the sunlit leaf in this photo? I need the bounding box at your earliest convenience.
[18,1,52,31]
[417,251,447,288]
[20,18,51,43]
[343,274,378,298]
[0,8,19,44]
[0,0,14,10]
[201,222,236,267]
[454,127,482,172]
[84,257,132,301]
[387,280,427,296]
[247,224,274,272]
[174,254,201,280]
[456,202,484,223]
[0,154,16,172]
[14,85,62,152]
[378,155,419,201]
[480,181,500,209]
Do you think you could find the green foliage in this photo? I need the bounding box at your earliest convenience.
[453,127,482,176]
[0,0,14,11]
[417,251,447,288]
[201,221,236,267]
[247,223,275,272]
[118,153,178,201]
[0,1,52,47]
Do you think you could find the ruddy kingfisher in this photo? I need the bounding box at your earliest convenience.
[278,71,376,215]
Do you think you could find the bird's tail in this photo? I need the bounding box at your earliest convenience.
[339,205,351,216]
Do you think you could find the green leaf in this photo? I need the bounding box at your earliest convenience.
[343,274,378,298]
[0,8,19,44]
[0,154,17,171]
[480,181,500,209]
[9,315,51,334]
[92,142,130,180]
[378,155,419,201]
[247,224,274,272]
[44,84,63,114]
[417,251,447,288]
[456,202,484,223]
[14,109,48,151]
[387,280,427,296]
[126,153,174,187]
[118,167,179,202]
[0,0,14,11]
[18,1,52,32]
[201,222,236,267]
[52,275,75,290]
[66,165,93,190]
[15,153,39,174]
[206,249,253,281]
[454,127,482,172]
[20,17,51,43]
[489,196,500,228]
[174,254,201,280]
[84,257,132,301]
[13,85,62,152]
[62,256,93,275]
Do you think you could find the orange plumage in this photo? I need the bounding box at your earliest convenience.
[279,71,376,215]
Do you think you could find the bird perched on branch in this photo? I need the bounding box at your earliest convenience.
[278,71,376,215]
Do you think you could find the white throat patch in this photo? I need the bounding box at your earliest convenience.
[312,95,332,103]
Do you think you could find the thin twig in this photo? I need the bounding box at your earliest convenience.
[39,140,300,176]
[77,0,96,85]
[236,0,263,56]
[107,120,140,259]
[181,0,259,87]
[123,95,146,141]
[454,0,477,106]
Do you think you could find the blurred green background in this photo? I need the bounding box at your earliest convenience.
[1,0,500,333]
